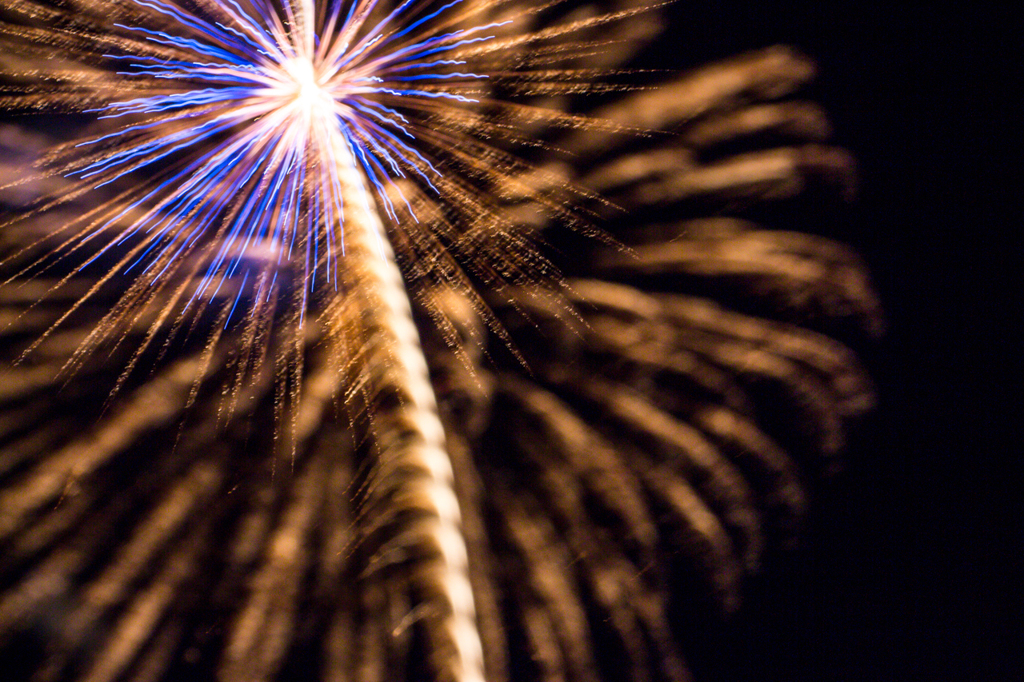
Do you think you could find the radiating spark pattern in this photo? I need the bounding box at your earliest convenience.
[2,3,633,682]
[53,0,514,317]
[0,0,644,375]
[0,0,884,679]
[0,3,657,681]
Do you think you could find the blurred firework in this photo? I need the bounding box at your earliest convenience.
[0,1,881,682]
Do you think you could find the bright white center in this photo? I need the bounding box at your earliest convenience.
[287,58,333,116]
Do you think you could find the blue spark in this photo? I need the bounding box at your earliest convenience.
[74,0,501,320]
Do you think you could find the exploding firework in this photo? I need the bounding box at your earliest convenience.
[0,1,881,681]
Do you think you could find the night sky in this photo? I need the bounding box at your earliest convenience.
[672,4,1015,681]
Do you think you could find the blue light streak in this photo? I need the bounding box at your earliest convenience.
[73,0,505,326]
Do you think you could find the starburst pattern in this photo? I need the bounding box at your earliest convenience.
[0,0,635,354]
[0,1,881,681]
[27,0,517,305]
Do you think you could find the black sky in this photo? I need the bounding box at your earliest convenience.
[672,3,1016,681]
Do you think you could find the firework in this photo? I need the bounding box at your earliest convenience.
[0,1,880,681]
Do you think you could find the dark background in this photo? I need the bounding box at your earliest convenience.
[670,3,1017,681]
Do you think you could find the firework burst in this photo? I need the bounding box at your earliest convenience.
[0,0,633,352]
[29,0,518,306]
[0,1,881,681]
[0,1,657,680]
